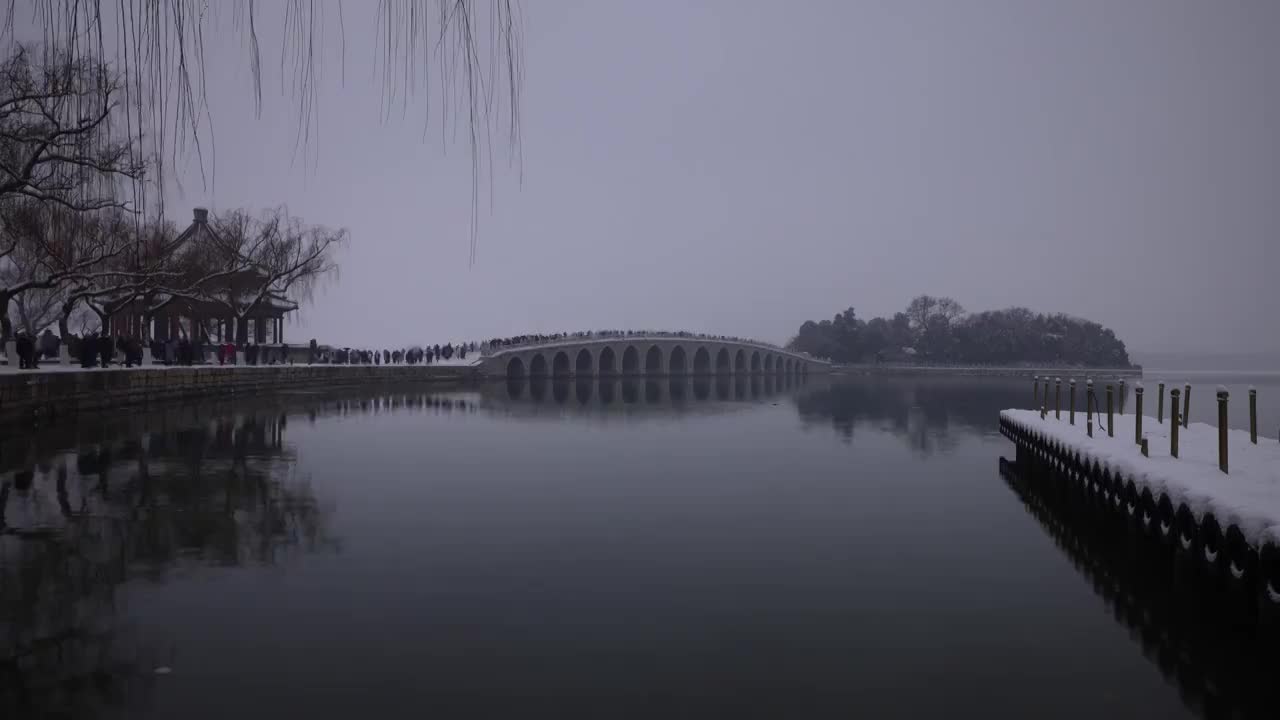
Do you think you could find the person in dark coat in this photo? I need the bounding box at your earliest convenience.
[80,333,97,367]
[15,332,33,369]
[98,334,113,368]
[38,329,58,360]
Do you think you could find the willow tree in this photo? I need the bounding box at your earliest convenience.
[7,0,524,262]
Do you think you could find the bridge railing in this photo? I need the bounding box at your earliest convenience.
[478,331,825,362]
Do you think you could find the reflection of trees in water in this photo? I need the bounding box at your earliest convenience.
[0,409,334,718]
[792,377,1027,454]
[999,458,1280,719]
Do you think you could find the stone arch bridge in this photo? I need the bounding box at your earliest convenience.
[480,335,828,379]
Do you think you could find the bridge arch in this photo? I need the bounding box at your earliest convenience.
[575,348,593,376]
[669,346,688,375]
[622,346,640,374]
[506,356,526,379]
[764,354,774,372]
[645,345,663,374]
[751,351,761,372]
[735,349,746,372]
[693,347,711,375]
[598,346,616,375]
[530,354,548,377]
[784,358,792,375]
[715,348,731,374]
[553,351,571,378]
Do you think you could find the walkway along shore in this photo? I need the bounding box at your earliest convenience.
[999,386,1280,618]
[0,364,481,426]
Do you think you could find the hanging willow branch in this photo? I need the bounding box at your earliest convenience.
[4,0,524,263]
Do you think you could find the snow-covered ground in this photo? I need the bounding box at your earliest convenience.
[1002,406,1280,547]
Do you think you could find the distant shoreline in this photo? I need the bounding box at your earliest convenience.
[831,364,1142,379]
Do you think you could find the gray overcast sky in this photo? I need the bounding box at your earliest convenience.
[156,0,1276,352]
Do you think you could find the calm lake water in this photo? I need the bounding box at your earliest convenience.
[2,372,1278,719]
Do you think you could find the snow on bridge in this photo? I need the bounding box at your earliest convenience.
[479,333,829,379]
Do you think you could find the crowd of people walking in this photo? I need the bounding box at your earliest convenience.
[4,331,297,370]
[481,330,801,355]
[6,329,809,371]
[318,342,477,365]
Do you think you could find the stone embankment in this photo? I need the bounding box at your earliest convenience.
[0,365,478,425]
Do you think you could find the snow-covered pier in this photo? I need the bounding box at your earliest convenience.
[999,395,1280,613]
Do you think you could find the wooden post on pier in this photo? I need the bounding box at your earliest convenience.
[1217,389,1229,474]
[1170,388,1181,458]
[1033,375,1039,408]
[1054,378,1061,420]
[1157,382,1165,424]
[1183,384,1191,428]
[1141,437,1149,457]
[1069,379,1076,425]
[1250,388,1258,444]
[1086,379,1094,433]
[1119,379,1126,415]
[1134,385,1144,444]
[1106,384,1114,437]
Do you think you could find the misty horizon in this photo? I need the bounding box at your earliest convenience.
[18,1,1277,355]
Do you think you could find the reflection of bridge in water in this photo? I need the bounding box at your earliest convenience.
[999,457,1280,719]
[481,335,828,379]
[494,373,811,410]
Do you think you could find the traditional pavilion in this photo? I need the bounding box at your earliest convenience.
[105,208,298,344]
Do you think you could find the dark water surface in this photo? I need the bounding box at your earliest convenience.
[3,373,1278,718]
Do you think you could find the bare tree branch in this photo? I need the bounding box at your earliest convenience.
[6,1,522,255]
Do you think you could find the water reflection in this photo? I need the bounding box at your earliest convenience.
[482,375,809,419]
[0,405,336,718]
[999,458,1280,719]
[793,376,1027,454]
